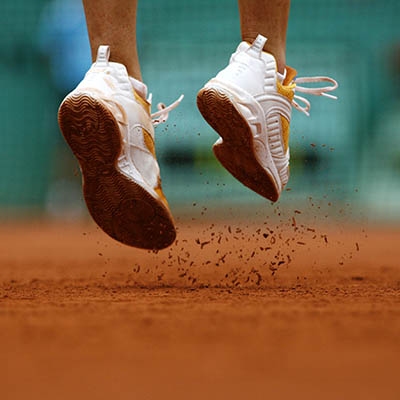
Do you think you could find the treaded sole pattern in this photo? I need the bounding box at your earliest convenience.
[197,87,279,202]
[58,93,176,250]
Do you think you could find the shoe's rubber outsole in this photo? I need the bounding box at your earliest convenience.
[58,93,176,250]
[197,87,279,202]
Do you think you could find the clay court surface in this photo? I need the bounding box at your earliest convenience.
[1,217,399,399]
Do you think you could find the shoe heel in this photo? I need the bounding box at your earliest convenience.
[197,86,279,202]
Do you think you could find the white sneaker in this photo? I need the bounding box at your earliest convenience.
[58,46,183,249]
[197,34,338,202]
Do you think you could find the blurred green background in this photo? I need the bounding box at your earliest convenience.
[1,0,400,221]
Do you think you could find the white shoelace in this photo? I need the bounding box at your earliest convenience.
[292,76,338,117]
[149,94,185,126]
[142,76,336,125]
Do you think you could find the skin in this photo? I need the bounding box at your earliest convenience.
[82,0,142,80]
[82,0,290,79]
[238,0,290,73]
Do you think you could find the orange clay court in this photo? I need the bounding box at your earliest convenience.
[1,217,399,400]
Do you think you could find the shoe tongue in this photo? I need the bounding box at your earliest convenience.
[129,77,148,100]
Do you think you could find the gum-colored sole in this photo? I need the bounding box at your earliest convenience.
[58,93,176,250]
[197,87,279,202]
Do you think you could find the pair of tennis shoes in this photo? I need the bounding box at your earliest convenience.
[58,35,338,249]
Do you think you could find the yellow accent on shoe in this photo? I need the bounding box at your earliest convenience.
[142,128,156,157]
[276,66,297,152]
[155,187,168,206]
[283,66,297,86]
[154,178,169,208]
[280,116,290,152]
[141,128,168,207]
[133,90,151,115]
[277,80,295,102]
[276,66,297,103]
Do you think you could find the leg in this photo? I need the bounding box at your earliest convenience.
[238,0,290,73]
[82,0,141,80]
[198,0,293,202]
[198,0,337,202]
[58,1,183,249]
